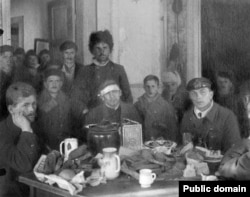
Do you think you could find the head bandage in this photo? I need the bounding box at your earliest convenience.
[99,84,120,96]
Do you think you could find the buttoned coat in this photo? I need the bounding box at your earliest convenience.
[180,102,241,154]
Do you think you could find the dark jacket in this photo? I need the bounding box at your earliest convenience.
[180,102,241,154]
[74,61,133,109]
[85,101,141,125]
[0,72,13,121]
[37,90,86,150]
[134,93,178,142]
[0,116,40,197]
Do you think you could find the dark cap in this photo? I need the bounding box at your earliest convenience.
[89,30,114,53]
[0,28,3,35]
[0,45,14,54]
[59,40,78,52]
[187,77,212,91]
[43,68,64,80]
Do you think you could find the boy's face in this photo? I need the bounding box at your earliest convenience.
[44,75,63,95]
[144,80,159,98]
[9,95,37,122]
[164,81,179,95]
[0,51,13,73]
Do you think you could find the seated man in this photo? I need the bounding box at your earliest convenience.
[134,75,178,142]
[37,68,87,150]
[0,82,41,197]
[180,77,241,154]
[85,80,141,125]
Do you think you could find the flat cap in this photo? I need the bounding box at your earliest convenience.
[59,40,78,51]
[0,45,14,54]
[44,68,64,80]
[187,77,212,91]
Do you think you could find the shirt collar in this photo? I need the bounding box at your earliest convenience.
[194,101,214,119]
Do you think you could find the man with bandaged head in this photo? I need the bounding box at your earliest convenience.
[85,80,141,125]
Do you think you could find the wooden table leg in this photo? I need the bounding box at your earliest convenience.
[29,186,36,197]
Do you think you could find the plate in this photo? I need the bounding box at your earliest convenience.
[144,140,176,149]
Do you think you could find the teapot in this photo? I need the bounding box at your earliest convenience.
[98,147,121,180]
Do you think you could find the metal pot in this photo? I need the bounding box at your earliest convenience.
[87,122,121,155]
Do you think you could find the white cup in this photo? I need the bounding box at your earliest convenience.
[59,138,78,160]
[139,169,156,188]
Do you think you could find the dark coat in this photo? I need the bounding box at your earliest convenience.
[134,93,178,142]
[85,101,141,125]
[0,116,40,197]
[74,61,133,109]
[180,102,241,154]
[0,72,13,121]
[37,90,86,150]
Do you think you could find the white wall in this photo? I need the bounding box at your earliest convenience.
[96,0,166,101]
[11,0,51,50]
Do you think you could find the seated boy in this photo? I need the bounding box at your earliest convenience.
[37,68,87,150]
[134,75,178,142]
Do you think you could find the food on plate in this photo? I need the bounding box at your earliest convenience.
[58,169,76,181]
[195,146,223,161]
[144,139,176,149]
[154,152,166,162]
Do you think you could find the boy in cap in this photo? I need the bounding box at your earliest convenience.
[134,75,178,142]
[0,82,41,197]
[37,68,87,150]
[85,80,141,125]
[75,30,133,109]
[180,77,241,154]
[0,45,14,121]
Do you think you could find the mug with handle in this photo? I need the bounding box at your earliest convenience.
[139,169,156,188]
[59,138,78,160]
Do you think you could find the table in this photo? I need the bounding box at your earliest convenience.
[19,173,179,197]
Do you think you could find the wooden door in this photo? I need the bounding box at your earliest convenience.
[48,0,75,63]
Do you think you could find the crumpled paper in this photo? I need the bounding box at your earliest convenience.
[43,171,85,195]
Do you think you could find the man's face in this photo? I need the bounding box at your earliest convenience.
[62,48,76,65]
[41,54,50,64]
[217,76,233,96]
[189,88,213,111]
[0,51,13,73]
[44,75,63,95]
[102,90,121,109]
[28,55,39,69]
[164,81,179,95]
[92,42,110,64]
[9,95,37,122]
[144,80,159,98]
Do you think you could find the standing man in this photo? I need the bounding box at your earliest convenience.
[0,45,14,121]
[59,40,83,93]
[75,30,133,109]
[0,82,41,197]
[180,77,241,154]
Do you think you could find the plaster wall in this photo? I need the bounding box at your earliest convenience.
[11,0,50,50]
[96,0,165,101]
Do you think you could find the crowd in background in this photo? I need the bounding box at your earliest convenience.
[2,29,250,196]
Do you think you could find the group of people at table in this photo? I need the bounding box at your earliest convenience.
[1,29,250,197]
